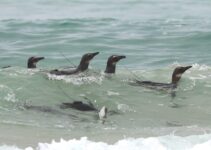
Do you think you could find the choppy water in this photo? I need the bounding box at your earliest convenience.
[1,0,211,149]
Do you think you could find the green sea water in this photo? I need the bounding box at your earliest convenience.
[0,0,211,149]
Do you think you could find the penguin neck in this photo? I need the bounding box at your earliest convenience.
[77,61,89,72]
[171,73,182,86]
[105,63,116,73]
[28,62,36,68]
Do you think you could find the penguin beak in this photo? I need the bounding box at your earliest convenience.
[91,52,99,57]
[34,57,45,62]
[113,55,126,62]
[81,52,99,64]
[184,65,192,71]
[117,55,126,60]
[88,52,99,60]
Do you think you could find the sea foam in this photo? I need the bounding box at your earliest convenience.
[1,135,211,150]
[47,73,104,85]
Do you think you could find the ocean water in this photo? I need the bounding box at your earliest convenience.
[1,0,211,149]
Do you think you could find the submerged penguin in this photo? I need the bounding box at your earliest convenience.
[60,101,97,111]
[28,56,45,68]
[1,66,11,69]
[132,66,192,90]
[60,101,108,123]
[50,52,99,75]
[105,55,126,73]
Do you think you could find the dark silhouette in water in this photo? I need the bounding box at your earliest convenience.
[28,56,45,68]
[60,101,97,111]
[105,55,126,73]
[50,52,99,75]
[131,66,192,93]
[24,102,108,123]
[60,100,110,123]
[23,104,77,118]
[1,66,11,69]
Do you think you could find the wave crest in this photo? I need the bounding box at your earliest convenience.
[2,134,211,150]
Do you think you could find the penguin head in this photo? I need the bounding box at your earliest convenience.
[105,55,126,73]
[78,52,99,71]
[171,66,192,84]
[80,52,99,64]
[27,56,45,68]
[107,55,126,66]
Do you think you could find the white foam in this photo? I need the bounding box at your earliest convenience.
[0,145,22,150]
[192,140,211,150]
[117,104,135,112]
[0,84,18,102]
[0,135,211,150]
[191,64,210,71]
[47,73,104,85]
[3,134,211,150]
[107,91,120,96]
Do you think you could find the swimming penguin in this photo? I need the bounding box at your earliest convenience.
[132,66,192,90]
[23,103,77,118]
[60,101,97,111]
[28,56,45,68]
[105,55,126,73]
[50,52,99,75]
[60,101,108,122]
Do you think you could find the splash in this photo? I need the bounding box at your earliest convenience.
[47,73,104,85]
